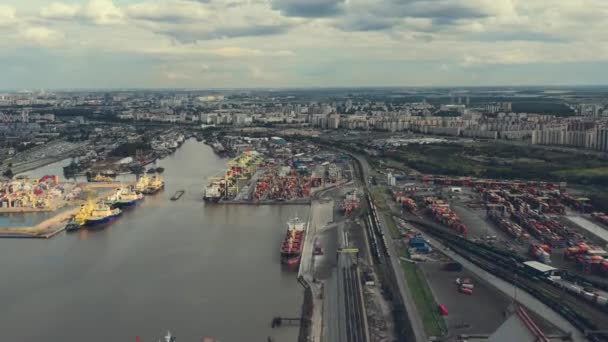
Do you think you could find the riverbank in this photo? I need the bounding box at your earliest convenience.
[0,138,304,341]
[0,206,79,238]
[219,199,312,205]
[0,182,129,239]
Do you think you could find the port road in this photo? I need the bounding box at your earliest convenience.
[299,197,334,342]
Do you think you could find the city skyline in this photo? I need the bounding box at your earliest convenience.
[2,0,608,89]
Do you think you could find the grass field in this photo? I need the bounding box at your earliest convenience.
[371,186,388,211]
[378,141,608,211]
[400,247,448,337]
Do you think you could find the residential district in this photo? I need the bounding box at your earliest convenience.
[1,87,608,342]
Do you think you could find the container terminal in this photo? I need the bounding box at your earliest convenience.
[0,172,164,238]
[196,132,608,342]
[5,131,608,341]
[362,168,608,341]
[203,135,351,204]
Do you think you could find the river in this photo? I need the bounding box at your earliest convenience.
[0,139,307,342]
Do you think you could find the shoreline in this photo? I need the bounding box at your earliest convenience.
[0,183,130,239]
[0,206,79,239]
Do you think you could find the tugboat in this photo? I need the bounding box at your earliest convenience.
[84,202,122,226]
[64,216,81,232]
[155,166,165,174]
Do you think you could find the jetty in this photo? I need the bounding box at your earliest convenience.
[0,182,133,239]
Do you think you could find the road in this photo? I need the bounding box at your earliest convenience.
[299,198,333,342]
[350,152,427,342]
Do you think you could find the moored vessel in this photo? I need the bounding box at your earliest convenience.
[203,183,223,202]
[280,216,306,266]
[64,217,81,232]
[84,202,122,226]
[88,173,114,182]
[106,187,144,208]
[134,175,150,193]
[143,175,164,194]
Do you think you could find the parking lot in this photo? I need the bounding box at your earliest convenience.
[419,262,512,336]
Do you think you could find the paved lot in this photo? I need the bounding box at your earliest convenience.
[420,262,511,336]
[451,203,497,239]
[419,232,579,339]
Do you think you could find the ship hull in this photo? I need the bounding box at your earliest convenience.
[111,198,142,208]
[143,185,164,195]
[281,254,302,266]
[84,213,121,226]
[203,196,221,203]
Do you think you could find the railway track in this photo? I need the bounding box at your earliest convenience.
[341,263,367,342]
[410,216,608,341]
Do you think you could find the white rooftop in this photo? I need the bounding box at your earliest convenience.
[523,261,557,273]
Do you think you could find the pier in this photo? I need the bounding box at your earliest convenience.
[0,182,132,239]
[271,317,308,328]
[218,198,311,205]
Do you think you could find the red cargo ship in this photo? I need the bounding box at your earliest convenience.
[280,216,306,266]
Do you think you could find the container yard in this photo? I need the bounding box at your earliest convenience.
[0,175,80,212]
[423,196,468,236]
[383,172,608,288]
[0,176,138,238]
[204,137,349,204]
[341,190,360,215]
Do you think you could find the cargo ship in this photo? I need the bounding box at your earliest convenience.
[143,175,164,194]
[280,216,306,266]
[106,187,144,208]
[203,182,223,202]
[84,202,122,226]
[134,175,150,193]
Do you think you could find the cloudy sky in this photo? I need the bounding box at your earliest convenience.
[1,0,608,89]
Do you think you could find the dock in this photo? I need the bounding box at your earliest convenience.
[171,190,185,201]
[219,198,311,205]
[0,206,79,239]
[0,182,131,239]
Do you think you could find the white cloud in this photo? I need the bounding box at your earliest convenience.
[84,0,124,25]
[164,71,195,80]
[211,47,263,57]
[0,4,17,26]
[19,26,64,46]
[126,0,208,22]
[2,0,608,87]
[41,2,81,19]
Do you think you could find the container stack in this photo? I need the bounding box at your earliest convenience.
[424,197,468,236]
